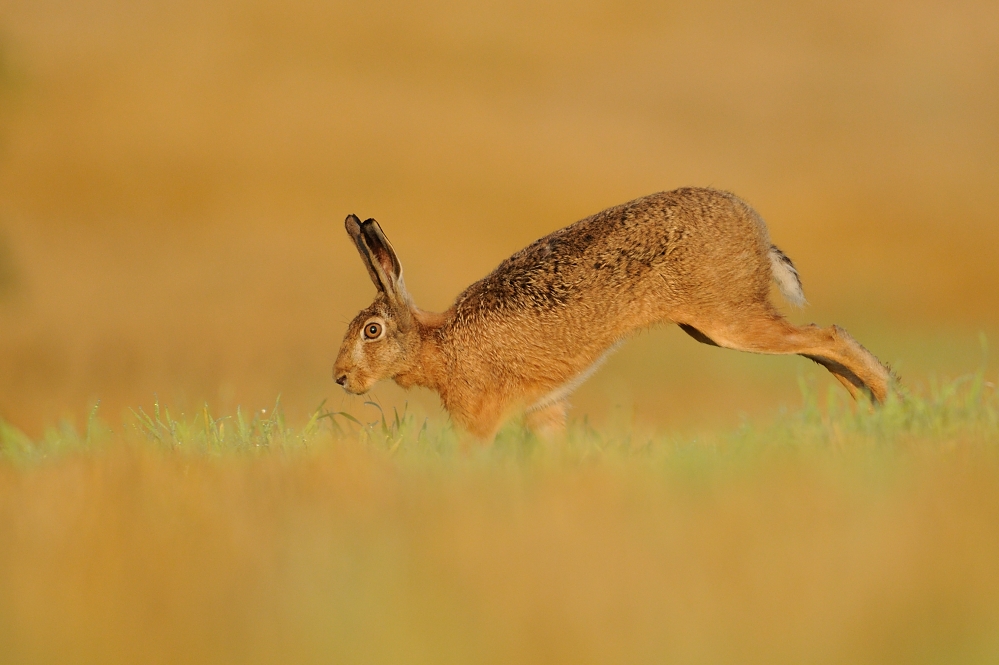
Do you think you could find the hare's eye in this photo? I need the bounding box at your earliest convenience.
[364,322,383,340]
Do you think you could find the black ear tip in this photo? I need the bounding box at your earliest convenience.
[345,214,362,235]
[362,218,377,225]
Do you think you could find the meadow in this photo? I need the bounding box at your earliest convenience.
[1,371,998,664]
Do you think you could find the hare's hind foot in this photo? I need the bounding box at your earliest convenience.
[679,315,892,403]
[796,324,893,403]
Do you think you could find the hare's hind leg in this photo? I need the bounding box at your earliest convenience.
[679,315,892,403]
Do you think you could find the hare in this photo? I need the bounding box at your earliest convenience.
[333,188,893,439]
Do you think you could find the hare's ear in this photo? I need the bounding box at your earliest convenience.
[344,214,411,306]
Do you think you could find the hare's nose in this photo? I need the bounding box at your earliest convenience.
[335,373,347,386]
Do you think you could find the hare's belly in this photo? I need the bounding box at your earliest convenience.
[527,341,622,412]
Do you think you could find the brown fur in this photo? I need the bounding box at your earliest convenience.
[333,188,894,439]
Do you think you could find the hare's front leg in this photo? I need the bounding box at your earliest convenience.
[525,401,568,439]
[451,393,508,443]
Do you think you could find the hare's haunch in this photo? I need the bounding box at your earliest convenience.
[333,188,893,439]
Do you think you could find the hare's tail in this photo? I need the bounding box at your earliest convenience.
[768,245,806,307]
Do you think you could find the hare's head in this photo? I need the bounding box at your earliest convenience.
[333,215,420,394]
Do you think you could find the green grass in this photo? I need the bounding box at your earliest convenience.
[3,363,996,464]
[1,370,997,665]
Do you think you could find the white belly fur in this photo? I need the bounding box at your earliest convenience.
[527,342,623,412]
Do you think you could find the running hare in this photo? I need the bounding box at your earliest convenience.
[334,188,893,439]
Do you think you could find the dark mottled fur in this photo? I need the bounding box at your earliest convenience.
[445,188,777,376]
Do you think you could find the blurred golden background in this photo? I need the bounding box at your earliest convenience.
[1,0,997,432]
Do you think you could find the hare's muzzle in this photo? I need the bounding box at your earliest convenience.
[333,367,367,394]
[333,363,348,385]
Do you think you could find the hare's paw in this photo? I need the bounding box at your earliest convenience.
[525,401,568,440]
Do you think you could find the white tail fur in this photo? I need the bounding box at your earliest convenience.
[768,245,806,307]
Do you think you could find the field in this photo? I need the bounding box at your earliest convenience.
[1,1,999,662]
[2,377,998,664]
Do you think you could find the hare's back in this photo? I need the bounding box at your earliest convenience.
[453,187,772,321]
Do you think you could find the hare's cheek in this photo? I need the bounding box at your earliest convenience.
[351,341,366,366]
